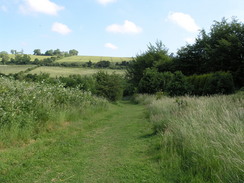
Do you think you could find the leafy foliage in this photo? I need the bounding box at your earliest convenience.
[94,71,125,101]
[188,72,235,95]
[175,18,244,88]
[0,77,108,146]
[127,41,172,88]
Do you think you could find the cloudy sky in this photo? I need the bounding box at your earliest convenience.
[0,0,244,57]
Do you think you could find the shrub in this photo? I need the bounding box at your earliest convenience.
[0,77,108,147]
[166,71,192,96]
[187,72,235,95]
[138,69,174,94]
[94,71,125,101]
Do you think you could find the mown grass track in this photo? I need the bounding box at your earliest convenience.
[0,101,165,183]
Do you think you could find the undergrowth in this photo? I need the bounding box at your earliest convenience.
[0,76,108,148]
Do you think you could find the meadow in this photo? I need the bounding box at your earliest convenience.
[28,66,125,77]
[135,93,244,182]
[0,65,35,74]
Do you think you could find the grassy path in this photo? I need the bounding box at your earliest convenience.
[0,101,164,182]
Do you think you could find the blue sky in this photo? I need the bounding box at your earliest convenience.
[0,0,244,57]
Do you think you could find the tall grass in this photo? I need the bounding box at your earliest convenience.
[135,93,244,182]
[0,77,108,148]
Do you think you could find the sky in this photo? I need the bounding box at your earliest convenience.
[0,0,244,57]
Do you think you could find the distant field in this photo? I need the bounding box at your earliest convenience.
[7,55,132,63]
[0,65,34,74]
[8,54,52,61]
[57,56,132,63]
[29,66,125,77]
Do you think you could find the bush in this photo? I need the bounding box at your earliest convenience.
[94,71,125,101]
[0,77,108,147]
[138,69,173,94]
[188,72,235,95]
[166,71,192,96]
[59,75,96,93]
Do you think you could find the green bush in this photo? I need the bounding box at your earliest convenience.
[94,71,125,101]
[188,72,235,95]
[166,71,192,96]
[59,74,96,93]
[0,77,108,147]
[138,69,174,94]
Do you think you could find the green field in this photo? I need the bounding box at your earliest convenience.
[57,56,132,63]
[0,65,34,74]
[29,66,125,77]
[7,55,132,63]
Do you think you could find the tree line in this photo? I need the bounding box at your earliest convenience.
[126,18,243,96]
[0,17,243,99]
[0,49,79,64]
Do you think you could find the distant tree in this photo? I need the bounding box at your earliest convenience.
[69,49,79,56]
[15,54,31,64]
[95,60,110,68]
[53,49,61,56]
[33,49,42,55]
[10,49,17,54]
[0,51,9,64]
[64,52,69,57]
[45,49,54,56]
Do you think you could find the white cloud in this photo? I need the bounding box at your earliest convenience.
[106,20,142,34]
[185,37,196,44]
[20,0,64,15]
[52,22,72,35]
[0,5,8,12]
[167,12,200,33]
[105,43,118,50]
[97,0,117,5]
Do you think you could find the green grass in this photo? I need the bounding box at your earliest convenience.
[135,94,244,182]
[7,55,132,63]
[28,66,125,77]
[0,65,35,74]
[57,55,132,63]
[0,101,165,183]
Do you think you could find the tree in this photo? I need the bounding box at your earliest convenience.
[10,49,17,54]
[69,49,79,56]
[176,17,244,88]
[0,51,9,64]
[45,49,54,56]
[126,41,172,89]
[15,54,31,64]
[33,49,41,55]
[53,49,61,56]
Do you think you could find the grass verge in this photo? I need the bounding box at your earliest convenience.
[135,93,244,182]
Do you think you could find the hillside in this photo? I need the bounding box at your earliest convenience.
[6,55,132,63]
